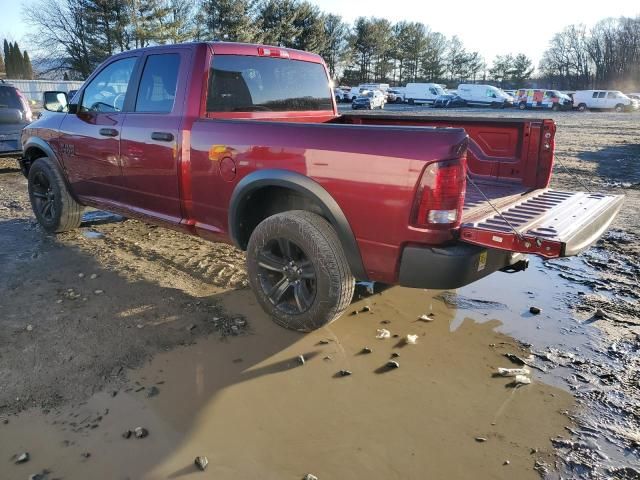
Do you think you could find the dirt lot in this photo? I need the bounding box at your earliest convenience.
[1,108,638,479]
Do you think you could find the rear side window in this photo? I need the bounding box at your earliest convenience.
[135,54,180,113]
[0,86,22,109]
[206,55,332,112]
[606,92,616,99]
[598,92,606,98]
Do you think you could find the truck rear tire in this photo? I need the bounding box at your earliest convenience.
[246,210,355,332]
[28,157,83,233]
[577,103,587,112]
[518,102,527,110]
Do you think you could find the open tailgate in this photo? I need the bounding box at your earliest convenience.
[460,188,624,259]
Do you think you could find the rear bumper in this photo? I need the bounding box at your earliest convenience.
[397,243,526,289]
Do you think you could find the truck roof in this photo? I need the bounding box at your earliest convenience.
[113,41,325,64]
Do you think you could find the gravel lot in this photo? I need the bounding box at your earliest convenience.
[0,106,638,479]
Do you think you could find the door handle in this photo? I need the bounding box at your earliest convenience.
[151,132,174,142]
[99,128,119,137]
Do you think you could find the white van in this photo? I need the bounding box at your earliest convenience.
[573,90,638,112]
[403,83,446,105]
[456,84,514,108]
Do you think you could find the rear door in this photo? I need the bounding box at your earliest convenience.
[118,49,190,223]
[59,55,138,200]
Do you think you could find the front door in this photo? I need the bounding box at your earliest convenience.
[118,50,188,223]
[58,55,138,201]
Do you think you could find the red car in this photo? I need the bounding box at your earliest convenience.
[20,42,623,331]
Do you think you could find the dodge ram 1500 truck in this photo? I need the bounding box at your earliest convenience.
[20,42,623,331]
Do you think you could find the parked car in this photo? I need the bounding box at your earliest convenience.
[503,89,517,97]
[333,88,344,103]
[21,42,623,332]
[433,93,466,108]
[626,93,640,101]
[403,83,446,105]
[515,89,573,111]
[352,89,385,110]
[387,88,405,103]
[0,81,33,158]
[457,84,514,108]
[573,90,638,112]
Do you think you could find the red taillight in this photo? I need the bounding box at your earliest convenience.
[412,158,467,228]
[257,47,290,58]
[15,89,33,122]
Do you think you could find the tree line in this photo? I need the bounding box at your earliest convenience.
[540,16,640,91]
[22,0,639,91]
[23,0,535,86]
[1,39,34,79]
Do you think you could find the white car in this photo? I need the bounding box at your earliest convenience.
[387,88,405,103]
[351,90,385,110]
[573,90,637,112]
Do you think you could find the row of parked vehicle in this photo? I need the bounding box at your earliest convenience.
[335,82,640,112]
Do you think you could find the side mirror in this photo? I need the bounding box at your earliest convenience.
[43,91,68,112]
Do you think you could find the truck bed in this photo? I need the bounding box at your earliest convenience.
[463,177,530,221]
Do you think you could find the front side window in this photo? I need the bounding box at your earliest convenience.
[81,57,136,112]
[206,55,332,112]
[486,89,496,98]
[592,92,599,98]
[135,54,181,113]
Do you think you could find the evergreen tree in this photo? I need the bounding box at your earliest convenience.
[196,0,257,42]
[3,40,9,77]
[257,0,300,47]
[23,51,34,79]
[0,51,4,76]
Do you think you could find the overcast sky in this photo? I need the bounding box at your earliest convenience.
[2,0,639,67]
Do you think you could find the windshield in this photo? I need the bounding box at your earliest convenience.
[206,55,332,112]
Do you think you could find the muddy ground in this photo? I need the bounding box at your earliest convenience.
[0,108,639,479]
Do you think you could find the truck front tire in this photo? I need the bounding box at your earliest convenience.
[28,157,83,233]
[246,210,355,332]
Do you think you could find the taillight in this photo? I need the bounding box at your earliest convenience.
[15,89,32,122]
[412,158,466,228]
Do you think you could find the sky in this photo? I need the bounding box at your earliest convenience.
[1,0,639,67]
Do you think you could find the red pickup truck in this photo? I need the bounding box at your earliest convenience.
[20,42,623,331]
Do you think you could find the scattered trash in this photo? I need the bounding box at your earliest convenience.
[94,289,104,295]
[82,230,105,239]
[318,339,330,345]
[361,305,371,313]
[497,367,530,377]
[529,306,541,315]
[503,460,510,465]
[194,456,209,471]
[503,353,526,365]
[26,324,33,332]
[391,352,400,358]
[297,355,305,365]
[122,430,132,439]
[376,329,391,339]
[81,452,91,458]
[303,474,319,480]
[386,360,400,369]
[337,370,352,377]
[405,334,418,345]
[350,310,358,316]
[380,320,391,324]
[360,347,372,354]
[418,314,434,322]
[78,273,85,278]
[323,356,332,361]
[147,386,160,398]
[475,437,487,443]
[90,273,98,280]
[514,375,531,385]
[134,427,149,438]
[14,452,30,463]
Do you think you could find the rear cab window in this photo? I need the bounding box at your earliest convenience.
[135,54,181,113]
[206,55,332,113]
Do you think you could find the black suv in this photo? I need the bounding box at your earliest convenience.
[0,81,32,158]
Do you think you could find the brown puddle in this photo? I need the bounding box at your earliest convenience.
[0,286,572,480]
